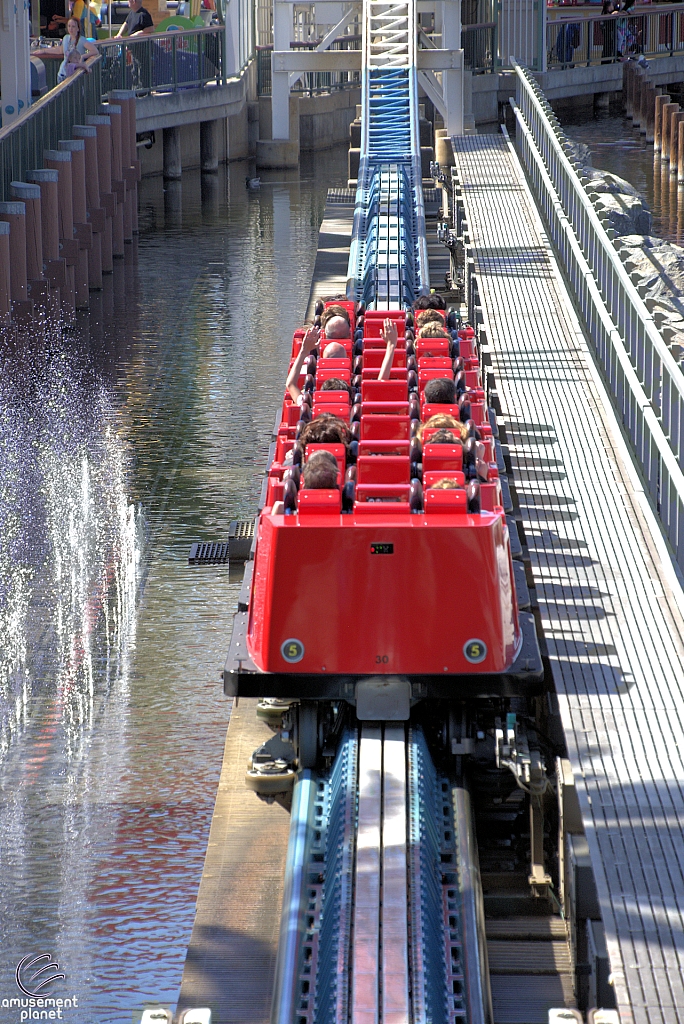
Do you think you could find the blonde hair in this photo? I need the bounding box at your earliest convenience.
[417,414,467,443]
[418,322,450,339]
[430,477,461,489]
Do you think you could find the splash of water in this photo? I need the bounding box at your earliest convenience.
[0,332,140,763]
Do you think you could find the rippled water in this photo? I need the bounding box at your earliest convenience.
[0,147,348,1023]
[560,106,684,245]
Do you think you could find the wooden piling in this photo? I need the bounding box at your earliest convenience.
[678,121,684,183]
[43,150,76,309]
[0,222,11,320]
[58,140,91,309]
[0,202,32,318]
[101,104,125,256]
[655,94,671,152]
[662,102,679,160]
[86,114,115,274]
[110,89,140,236]
[25,168,64,307]
[9,182,43,282]
[72,124,103,290]
[671,112,684,170]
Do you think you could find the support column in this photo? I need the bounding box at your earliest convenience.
[163,126,182,180]
[102,103,126,256]
[200,119,219,172]
[442,0,464,137]
[26,167,64,307]
[0,201,33,317]
[59,139,91,308]
[44,148,76,310]
[109,90,138,241]
[272,0,292,140]
[9,181,51,312]
[0,222,10,320]
[86,113,115,274]
[73,124,103,290]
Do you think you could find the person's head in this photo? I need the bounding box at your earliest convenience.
[417,414,467,443]
[415,309,444,329]
[324,316,351,340]
[430,477,461,489]
[302,450,339,489]
[418,322,450,339]
[429,429,459,445]
[67,16,81,37]
[424,377,456,405]
[321,304,350,328]
[321,377,351,396]
[413,293,446,311]
[299,413,351,452]
[322,341,347,358]
[128,0,142,9]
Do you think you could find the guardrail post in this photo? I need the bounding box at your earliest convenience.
[8,181,51,313]
[44,149,76,310]
[86,113,115,274]
[25,168,65,309]
[72,124,103,290]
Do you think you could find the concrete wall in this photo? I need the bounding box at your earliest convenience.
[298,89,361,150]
[258,87,361,151]
[138,110,250,176]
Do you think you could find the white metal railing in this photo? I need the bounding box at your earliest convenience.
[547,2,684,68]
[511,59,684,570]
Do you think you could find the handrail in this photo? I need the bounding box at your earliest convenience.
[547,3,684,66]
[511,59,684,569]
[547,1,684,23]
[0,55,102,201]
[0,54,101,144]
[97,24,221,46]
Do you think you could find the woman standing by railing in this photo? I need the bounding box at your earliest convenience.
[58,16,98,82]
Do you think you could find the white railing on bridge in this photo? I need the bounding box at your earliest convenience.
[511,59,684,571]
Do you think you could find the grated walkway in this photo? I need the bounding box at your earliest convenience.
[454,133,684,1024]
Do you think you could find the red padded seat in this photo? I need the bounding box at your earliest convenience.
[357,455,411,484]
[297,489,342,515]
[360,415,411,440]
[425,489,467,514]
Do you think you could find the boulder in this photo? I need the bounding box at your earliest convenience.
[593,192,652,236]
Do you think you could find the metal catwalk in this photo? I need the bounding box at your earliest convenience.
[454,131,684,1024]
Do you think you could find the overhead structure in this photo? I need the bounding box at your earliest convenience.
[346,0,429,308]
[0,0,31,126]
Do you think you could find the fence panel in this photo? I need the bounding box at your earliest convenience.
[511,60,684,570]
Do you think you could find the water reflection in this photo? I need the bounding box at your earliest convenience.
[0,147,349,1022]
[560,108,684,244]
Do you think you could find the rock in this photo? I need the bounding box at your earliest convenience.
[566,137,593,168]
[618,234,684,320]
[594,192,652,236]
[583,167,642,198]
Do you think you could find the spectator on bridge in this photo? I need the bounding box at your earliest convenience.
[57,17,98,82]
[117,0,154,37]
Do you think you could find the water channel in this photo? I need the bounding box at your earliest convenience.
[561,102,684,244]
[0,145,349,1023]
[0,101,671,1024]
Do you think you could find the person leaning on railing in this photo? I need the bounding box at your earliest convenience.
[116,0,154,37]
[58,15,98,81]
